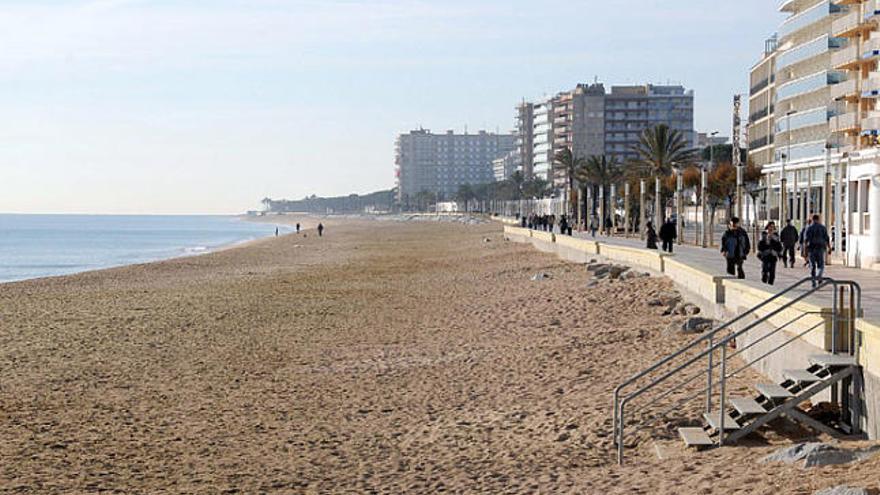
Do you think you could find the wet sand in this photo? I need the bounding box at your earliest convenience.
[0,218,877,493]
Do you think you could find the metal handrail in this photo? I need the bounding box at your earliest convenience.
[613,277,862,464]
[613,277,824,449]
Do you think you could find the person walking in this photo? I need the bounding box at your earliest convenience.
[721,217,750,279]
[317,223,325,237]
[296,223,301,234]
[758,222,783,285]
[275,227,279,237]
[804,214,831,288]
[779,219,798,268]
[590,215,599,238]
[559,215,569,236]
[799,217,813,267]
[658,217,677,253]
[646,221,659,250]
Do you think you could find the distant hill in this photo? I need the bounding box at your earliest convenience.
[261,189,396,214]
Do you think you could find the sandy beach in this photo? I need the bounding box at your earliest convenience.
[1,218,878,494]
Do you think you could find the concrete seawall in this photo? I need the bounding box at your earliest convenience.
[503,224,880,439]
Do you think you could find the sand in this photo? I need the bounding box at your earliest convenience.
[1,218,878,494]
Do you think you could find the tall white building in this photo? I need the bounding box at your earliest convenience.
[532,101,554,181]
[748,0,880,268]
[394,129,516,201]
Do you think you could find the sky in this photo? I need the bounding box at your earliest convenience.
[0,0,782,214]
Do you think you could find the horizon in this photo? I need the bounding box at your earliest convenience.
[1,0,781,215]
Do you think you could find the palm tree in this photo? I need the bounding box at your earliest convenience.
[554,147,587,217]
[261,197,273,212]
[577,155,623,232]
[631,124,699,228]
[509,170,526,199]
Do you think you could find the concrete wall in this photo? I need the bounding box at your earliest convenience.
[502,224,878,438]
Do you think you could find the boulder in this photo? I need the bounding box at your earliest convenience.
[531,273,551,281]
[609,265,630,279]
[761,443,861,468]
[680,317,715,334]
[814,487,869,495]
[586,263,611,276]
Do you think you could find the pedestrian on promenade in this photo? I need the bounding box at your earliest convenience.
[590,216,599,238]
[646,221,659,250]
[659,217,677,253]
[721,217,750,279]
[758,222,783,285]
[317,223,325,237]
[799,217,813,267]
[548,215,556,233]
[779,219,798,268]
[521,216,527,228]
[559,215,569,236]
[804,214,831,288]
[296,223,301,233]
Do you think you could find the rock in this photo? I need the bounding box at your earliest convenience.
[549,318,561,326]
[649,291,681,307]
[586,263,611,276]
[609,265,630,279]
[586,280,599,288]
[761,443,863,468]
[815,486,869,495]
[483,238,492,243]
[556,432,571,442]
[619,270,640,281]
[680,317,715,334]
[531,273,551,281]
[667,302,701,316]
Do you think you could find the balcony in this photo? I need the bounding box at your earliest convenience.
[779,1,843,42]
[829,111,859,132]
[776,70,845,103]
[830,78,858,100]
[831,44,859,69]
[779,35,846,70]
[776,106,830,133]
[750,75,774,95]
[750,105,775,123]
[862,77,880,96]
[861,111,880,132]
[749,134,775,150]
[831,9,864,37]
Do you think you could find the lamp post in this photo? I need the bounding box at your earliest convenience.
[624,181,631,237]
[639,179,646,240]
[674,163,683,245]
[780,110,795,224]
[701,166,709,248]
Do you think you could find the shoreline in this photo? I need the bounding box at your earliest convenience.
[0,215,290,286]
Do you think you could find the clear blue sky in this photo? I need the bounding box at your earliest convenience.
[0,0,781,214]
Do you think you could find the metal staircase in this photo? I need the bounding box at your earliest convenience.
[612,277,862,464]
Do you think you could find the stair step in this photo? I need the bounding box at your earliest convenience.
[783,369,820,383]
[756,383,795,400]
[678,427,714,447]
[730,397,768,416]
[703,412,741,430]
[809,354,857,368]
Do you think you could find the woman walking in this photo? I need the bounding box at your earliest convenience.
[646,221,659,250]
[758,222,783,285]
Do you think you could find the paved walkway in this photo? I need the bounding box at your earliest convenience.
[565,229,880,322]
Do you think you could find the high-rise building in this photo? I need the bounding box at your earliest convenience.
[696,132,731,149]
[515,102,534,178]
[747,0,880,268]
[394,129,516,201]
[515,82,695,185]
[604,84,695,164]
[747,35,778,167]
[492,150,519,182]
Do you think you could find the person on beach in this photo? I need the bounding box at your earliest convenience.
[275,227,279,237]
[659,217,677,253]
[804,214,831,288]
[317,223,325,237]
[646,221,658,250]
[590,215,599,238]
[721,217,750,279]
[296,223,301,233]
[779,219,798,268]
[758,222,783,285]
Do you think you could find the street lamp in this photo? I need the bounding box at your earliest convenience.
[708,131,719,170]
[780,110,796,224]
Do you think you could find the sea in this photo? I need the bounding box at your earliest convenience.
[0,214,284,284]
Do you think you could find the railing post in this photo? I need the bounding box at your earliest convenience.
[719,342,727,446]
[832,283,838,355]
[706,335,714,413]
[618,402,626,465]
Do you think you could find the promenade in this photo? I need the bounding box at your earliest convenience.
[568,229,880,322]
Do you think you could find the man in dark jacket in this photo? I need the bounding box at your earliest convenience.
[659,218,677,253]
[721,217,751,279]
[804,214,831,288]
[758,222,783,285]
[779,219,798,268]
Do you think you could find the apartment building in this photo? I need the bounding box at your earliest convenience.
[604,85,695,164]
[750,0,880,269]
[515,83,694,187]
[747,36,778,167]
[515,102,534,178]
[493,150,519,182]
[394,129,516,201]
